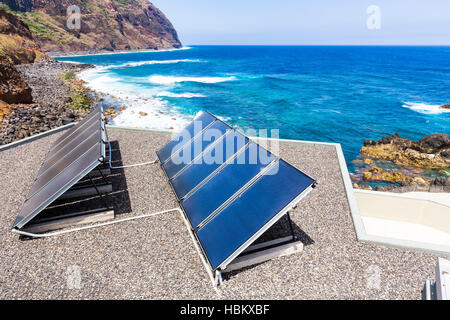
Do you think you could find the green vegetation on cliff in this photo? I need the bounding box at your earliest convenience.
[1,0,182,53]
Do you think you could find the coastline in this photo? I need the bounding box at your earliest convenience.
[2,50,448,194]
[48,46,191,58]
[0,60,95,145]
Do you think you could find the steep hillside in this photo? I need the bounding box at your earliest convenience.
[0,7,48,63]
[0,53,32,105]
[0,0,182,52]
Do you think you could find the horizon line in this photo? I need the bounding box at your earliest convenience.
[184,44,450,47]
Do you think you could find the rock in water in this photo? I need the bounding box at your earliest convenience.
[429,177,450,192]
[440,104,450,110]
[1,0,182,52]
[0,53,33,103]
[361,133,450,169]
[418,133,450,153]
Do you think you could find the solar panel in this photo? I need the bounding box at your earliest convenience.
[12,107,106,230]
[157,111,315,271]
[156,111,216,163]
[197,159,315,270]
[162,120,230,179]
[181,142,275,229]
[171,130,249,200]
[48,107,101,154]
[37,118,100,177]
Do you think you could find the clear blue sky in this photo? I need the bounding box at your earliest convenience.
[151,0,450,45]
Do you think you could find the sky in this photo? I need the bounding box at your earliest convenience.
[151,0,450,45]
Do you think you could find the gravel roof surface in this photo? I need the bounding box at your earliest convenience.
[0,127,437,299]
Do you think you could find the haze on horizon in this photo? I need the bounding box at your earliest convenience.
[152,0,450,46]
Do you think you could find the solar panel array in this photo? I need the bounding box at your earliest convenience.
[157,111,315,271]
[12,107,106,230]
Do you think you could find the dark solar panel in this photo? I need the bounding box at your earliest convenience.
[171,130,249,200]
[196,160,315,270]
[157,111,316,271]
[156,111,216,163]
[28,129,102,198]
[181,142,275,229]
[162,120,229,179]
[48,107,101,153]
[12,108,105,230]
[37,119,100,176]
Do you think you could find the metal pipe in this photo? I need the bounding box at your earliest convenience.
[103,124,158,169]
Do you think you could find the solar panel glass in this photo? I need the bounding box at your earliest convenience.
[181,142,275,229]
[171,130,249,200]
[156,111,216,163]
[162,120,229,179]
[196,159,315,270]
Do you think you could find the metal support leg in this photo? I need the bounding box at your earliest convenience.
[287,213,296,241]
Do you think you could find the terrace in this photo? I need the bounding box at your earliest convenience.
[0,124,442,299]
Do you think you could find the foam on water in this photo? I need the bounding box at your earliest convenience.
[157,91,206,98]
[109,59,203,69]
[148,75,236,85]
[402,102,450,115]
[62,46,450,176]
[78,67,192,131]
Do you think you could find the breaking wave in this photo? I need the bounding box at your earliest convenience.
[148,75,236,85]
[402,102,450,115]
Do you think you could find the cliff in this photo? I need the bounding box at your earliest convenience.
[0,7,36,110]
[0,0,182,52]
[0,7,48,63]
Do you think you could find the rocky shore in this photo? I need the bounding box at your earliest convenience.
[352,133,450,192]
[0,60,94,145]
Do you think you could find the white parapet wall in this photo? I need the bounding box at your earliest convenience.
[355,189,450,256]
[436,257,450,300]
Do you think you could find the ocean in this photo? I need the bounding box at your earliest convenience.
[55,46,450,173]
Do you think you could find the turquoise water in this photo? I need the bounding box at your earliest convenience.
[56,46,450,172]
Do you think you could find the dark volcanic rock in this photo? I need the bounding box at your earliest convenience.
[429,177,450,193]
[418,133,450,153]
[363,139,377,146]
[378,133,415,149]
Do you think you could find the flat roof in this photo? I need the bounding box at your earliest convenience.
[0,126,438,299]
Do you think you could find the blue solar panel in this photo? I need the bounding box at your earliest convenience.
[181,142,275,229]
[12,107,105,230]
[156,111,216,163]
[157,111,315,272]
[28,129,101,198]
[171,130,249,200]
[196,160,315,270]
[162,120,229,179]
[37,118,99,177]
[48,107,101,154]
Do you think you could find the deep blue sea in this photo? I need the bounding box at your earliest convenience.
[56,46,450,173]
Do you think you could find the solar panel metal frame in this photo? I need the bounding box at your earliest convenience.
[12,107,106,230]
[157,111,316,272]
